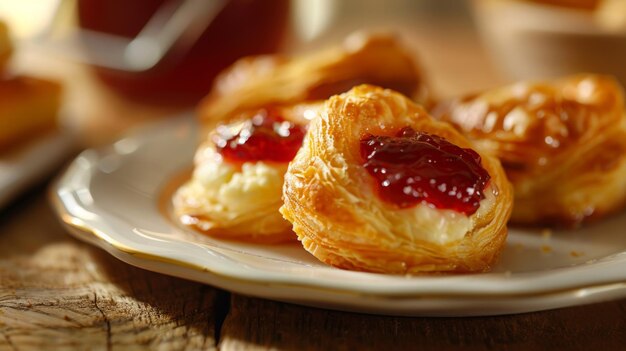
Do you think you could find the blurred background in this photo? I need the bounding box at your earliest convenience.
[1,0,625,146]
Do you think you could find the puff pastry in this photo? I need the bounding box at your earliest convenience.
[433,74,626,226]
[174,103,317,243]
[0,76,62,151]
[197,32,431,131]
[175,33,429,243]
[280,85,512,274]
[0,20,11,72]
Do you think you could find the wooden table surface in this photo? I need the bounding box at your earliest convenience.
[1,13,625,350]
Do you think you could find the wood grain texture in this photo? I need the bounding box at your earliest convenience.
[0,188,221,351]
[219,294,626,351]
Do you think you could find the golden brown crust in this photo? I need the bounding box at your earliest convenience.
[0,21,12,72]
[434,74,626,227]
[197,32,431,131]
[176,33,430,243]
[0,76,63,152]
[173,104,318,244]
[280,85,513,274]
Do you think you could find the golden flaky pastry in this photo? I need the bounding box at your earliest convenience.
[0,76,63,151]
[433,74,626,227]
[197,32,431,131]
[174,104,318,243]
[175,33,429,243]
[280,85,513,274]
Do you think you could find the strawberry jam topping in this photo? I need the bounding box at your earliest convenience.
[360,127,490,215]
[214,109,306,163]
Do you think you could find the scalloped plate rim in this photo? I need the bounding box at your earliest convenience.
[49,115,626,316]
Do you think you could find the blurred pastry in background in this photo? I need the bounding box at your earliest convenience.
[0,20,63,152]
[0,21,12,72]
[174,33,430,243]
[0,76,63,151]
[433,74,626,227]
[198,32,431,131]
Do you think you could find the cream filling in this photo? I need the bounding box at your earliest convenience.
[401,185,496,245]
[175,145,288,233]
[364,182,497,246]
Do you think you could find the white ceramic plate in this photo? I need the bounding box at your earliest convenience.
[50,115,626,316]
[1,131,74,208]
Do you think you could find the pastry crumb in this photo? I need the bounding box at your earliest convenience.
[541,245,552,253]
[541,229,552,239]
[570,250,585,257]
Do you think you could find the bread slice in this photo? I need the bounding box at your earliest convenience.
[0,76,62,151]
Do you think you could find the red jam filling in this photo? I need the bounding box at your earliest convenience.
[360,127,490,215]
[214,109,306,163]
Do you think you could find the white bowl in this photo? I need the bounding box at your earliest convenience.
[472,0,626,84]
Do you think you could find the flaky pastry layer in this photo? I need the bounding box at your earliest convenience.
[176,33,429,242]
[280,85,513,274]
[174,144,293,243]
[173,104,319,243]
[197,32,431,131]
[434,74,626,226]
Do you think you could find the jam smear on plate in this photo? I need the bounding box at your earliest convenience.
[214,109,306,163]
[360,127,490,215]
